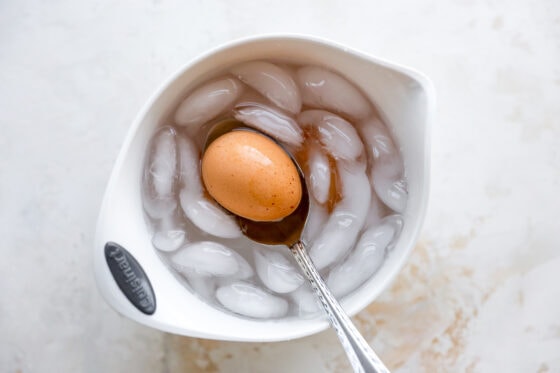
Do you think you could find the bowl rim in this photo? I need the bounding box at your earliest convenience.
[94,33,435,342]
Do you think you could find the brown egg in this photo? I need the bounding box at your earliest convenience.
[201,130,302,222]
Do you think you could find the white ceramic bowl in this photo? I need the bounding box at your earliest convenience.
[94,34,435,342]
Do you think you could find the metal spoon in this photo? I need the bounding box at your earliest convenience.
[238,164,390,373]
[205,120,391,373]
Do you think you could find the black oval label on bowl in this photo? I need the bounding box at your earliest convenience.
[104,242,156,315]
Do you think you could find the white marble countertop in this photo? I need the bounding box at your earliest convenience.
[1,0,559,372]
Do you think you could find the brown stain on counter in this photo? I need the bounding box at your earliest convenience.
[164,337,221,372]
[353,240,485,371]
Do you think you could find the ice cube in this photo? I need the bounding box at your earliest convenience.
[302,197,328,244]
[309,161,371,269]
[152,229,185,252]
[234,102,303,147]
[179,191,242,239]
[298,110,364,160]
[227,249,254,280]
[359,117,396,160]
[372,158,408,213]
[176,134,201,188]
[150,127,178,196]
[216,281,289,318]
[171,241,252,278]
[306,144,330,204]
[177,135,241,238]
[185,274,216,301]
[327,215,403,298]
[381,214,405,250]
[174,77,243,132]
[142,126,179,219]
[231,61,302,114]
[359,117,407,213]
[152,214,186,252]
[290,284,322,317]
[254,250,304,293]
[233,87,271,107]
[296,66,371,120]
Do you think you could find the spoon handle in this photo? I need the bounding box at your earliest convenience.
[290,241,390,373]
